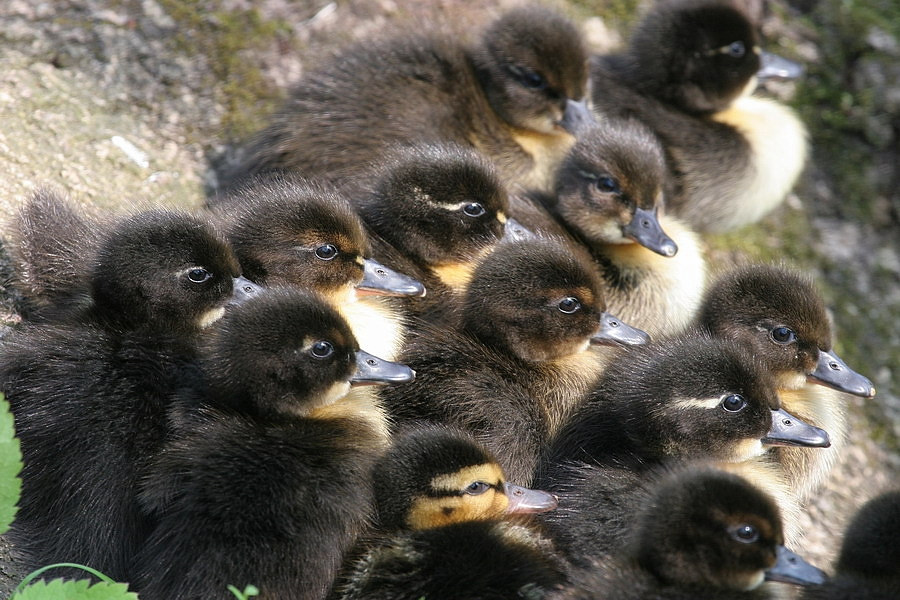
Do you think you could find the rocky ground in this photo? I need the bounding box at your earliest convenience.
[0,0,897,596]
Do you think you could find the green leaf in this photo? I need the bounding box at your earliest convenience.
[0,393,23,536]
[11,578,138,600]
[228,584,260,599]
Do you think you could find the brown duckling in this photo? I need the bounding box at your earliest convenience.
[215,5,591,194]
[590,0,807,232]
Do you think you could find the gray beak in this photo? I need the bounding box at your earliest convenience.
[503,482,559,514]
[229,276,263,306]
[623,207,678,257]
[765,546,828,586]
[762,408,831,448]
[590,312,651,346]
[558,99,596,135]
[807,348,876,398]
[501,218,535,242]
[358,258,426,297]
[757,50,804,81]
[350,350,416,386]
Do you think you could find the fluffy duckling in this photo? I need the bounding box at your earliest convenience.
[216,5,591,193]
[802,490,900,599]
[697,264,875,501]
[591,0,807,232]
[209,175,423,361]
[336,424,564,600]
[511,118,706,338]
[381,237,649,485]
[132,288,414,600]
[345,143,525,318]
[1,208,253,580]
[551,467,826,599]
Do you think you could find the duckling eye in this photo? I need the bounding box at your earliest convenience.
[187,268,212,284]
[721,394,747,412]
[310,341,334,359]
[732,524,759,543]
[508,65,546,90]
[558,297,581,314]
[462,202,486,218]
[726,41,746,58]
[770,326,797,345]
[464,481,491,495]
[596,176,620,194]
[315,244,338,261]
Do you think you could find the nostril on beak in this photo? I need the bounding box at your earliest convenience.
[829,362,840,371]
[366,359,377,366]
[782,418,793,427]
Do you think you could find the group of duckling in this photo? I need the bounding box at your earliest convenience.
[1,0,896,598]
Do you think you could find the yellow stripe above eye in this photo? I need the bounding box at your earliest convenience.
[670,396,723,410]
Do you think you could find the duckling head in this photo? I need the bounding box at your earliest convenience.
[623,0,774,113]
[358,144,511,279]
[473,5,590,136]
[632,467,826,589]
[550,119,677,256]
[699,264,876,398]
[834,490,900,580]
[599,336,830,463]
[374,425,558,532]
[218,176,424,304]
[199,287,413,420]
[89,209,247,335]
[461,237,649,363]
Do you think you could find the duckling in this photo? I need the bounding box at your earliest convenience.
[132,288,414,600]
[590,0,807,232]
[550,466,827,599]
[510,118,707,338]
[336,424,564,600]
[344,143,524,319]
[216,5,591,194]
[801,490,900,599]
[209,175,423,361]
[1,208,254,580]
[381,236,649,485]
[697,264,876,501]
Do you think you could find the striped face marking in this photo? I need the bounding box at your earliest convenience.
[406,463,508,530]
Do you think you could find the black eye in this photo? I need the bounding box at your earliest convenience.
[315,244,338,261]
[732,524,759,543]
[187,268,212,284]
[596,176,620,194]
[721,394,747,412]
[727,41,746,58]
[463,203,486,218]
[465,481,491,495]
[310,341,334,359]
[770,326,797,344]
[558,297,581,314]
[509,65,546,90]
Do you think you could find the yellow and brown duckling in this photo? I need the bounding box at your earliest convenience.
[1,206,256,581]
[381,236,649,485]
[590,0,807,232]
[344,143,524,319]
[801,490,900,600]
[510,118,706,338]
[336,424,564,600]
[131,288,414,600]
[216,5,591,194]
[208,174,424,361]
[697,264,876,502]
[550,466,827,599]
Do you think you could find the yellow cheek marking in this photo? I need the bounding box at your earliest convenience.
[307,386,390,448]
[198,306,226,329]
[432,262,477,293]
[406,489,507,530]
[497,212,508,225]
[728,438,766,462]
[355,256,366,267]
[737,570,766,591]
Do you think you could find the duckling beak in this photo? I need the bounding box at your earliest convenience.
[762,408,831,448]
[590,312,651,346]
[228,276,264,307]
[764,546,828,586]
[350,350,416,386]
[808,349,876,398]
[357,258,426,297]
[622,207,678,257]
[501,218,535,242]
[757,51,804,81]
[503,482,558,514]
[557,99,596,135]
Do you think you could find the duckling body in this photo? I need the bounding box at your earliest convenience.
[590,0,808,232]
[336,425,564,600]
[1,208,247,580]
[510,119,706,338]
[132,289,414,600]
[382,237,649,485]
[216,6,590,194]
[344,143,513,320]
[801,490,900,600]
[549,467,826,599]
